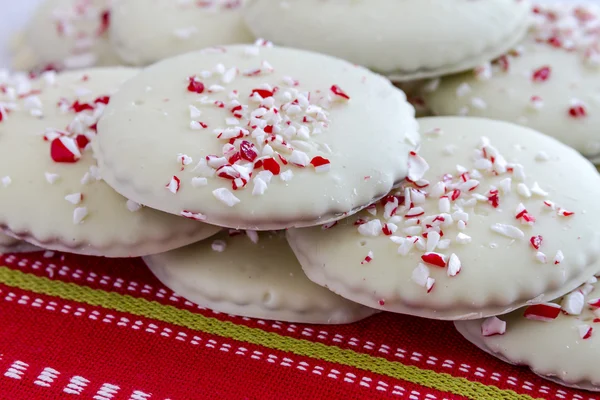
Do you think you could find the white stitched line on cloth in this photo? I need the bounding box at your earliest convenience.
[0,290,417,399]
[3,256,599,400]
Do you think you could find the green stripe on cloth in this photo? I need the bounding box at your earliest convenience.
[0,266,542,400]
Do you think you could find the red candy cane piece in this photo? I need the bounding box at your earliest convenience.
[310,156,331,173]
[523,303,561,321]
[330,85,350,100]
[187,77,205,94]
[50,137,82,163]
[532,66,551,82]
[530,235,543,250]
[421,252,447,268]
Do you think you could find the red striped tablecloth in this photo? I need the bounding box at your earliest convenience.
[0,251,595,400]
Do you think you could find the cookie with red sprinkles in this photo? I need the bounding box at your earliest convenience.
[286,117,600,320]
[456,275,600,391]
[109,0,253,66]
[144,230,377,324]
[243,0,530,82]
[0,68,221,257]
[424,3,600,163]
[95,44,419,230]
[11,0,119,72]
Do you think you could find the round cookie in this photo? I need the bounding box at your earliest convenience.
[95,44,419,230]
[424,3,600,163]
[243,0,531,81]
[109,0,254,66]
[455,276,600,391]
[11,0,119,72]
[0,68,221,257]
[144,230,377,324]
[0,234,39,254]
[287,117,600,320]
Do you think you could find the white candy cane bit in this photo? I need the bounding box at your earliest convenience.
[543,200,557,211]
[490,223,524,240]
[474,158,492,170]
[535,151,550,162]
[447,254,461,277]
[474,62,492,80]
[64,193,82,205]
[411,263,430,287]
[481,317,506,337]
[44,172,60,184]
[457,220,467,230]
[455,233,472,244]
[578,325,593,340]
[211,240,227,252]
[252,177,268,196]
[470,97,487,109]
[535,252,547,264]
[517,183,532,198]
[191,177,208,187]
[246,230,259,244]
[361,251,374,265]
[73,207,88,224]
[456,83,471,97]
[562,291,585,315]
[189,105,202,119]
[512,164,526,181]
[554,250,564,265]
[407,151,429,182]
[358,219,383,237]
[213,188,240,207]
[396,237,415,256]
[530,182,548,197]
[0,176,11,188]
[126,200,142,212]
[437,197,450,213]
[289,150,310,167]
[426,231,441,252]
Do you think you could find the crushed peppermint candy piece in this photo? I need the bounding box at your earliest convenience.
[126,200,142,212]
[65,193,83,205]
[212,188,240,207]
[578,325,593,340]
[490,223,525,240]
[166,176,181,194]
[361,251,374,265]
[523,303,561,321]
[481,317,506,337]
[211,240,227,252]
[73,207,88,224]
[1,176,11,188]
[181,210,206,221]
[44,172,60,184]
[562,290,585,315]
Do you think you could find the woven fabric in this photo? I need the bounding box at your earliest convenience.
[0,251,596,400]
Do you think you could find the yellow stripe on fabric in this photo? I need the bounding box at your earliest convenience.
[0,267,541,400]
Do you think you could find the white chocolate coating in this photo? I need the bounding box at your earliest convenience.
[0,233,40,254]
[287,117,600,320]
[11,0,119,71]
[0,68,221,257]
[96,45,419,230]
[425,3,600,162]
[144,230,377,324]
[110,0,254,66]
[243,0,531,81]
[456,277,600,391]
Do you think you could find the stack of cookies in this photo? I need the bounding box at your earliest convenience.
[3,0,600,392]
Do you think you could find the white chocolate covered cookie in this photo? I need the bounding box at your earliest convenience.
[144,230,377,324]
[11,0,119,71]
[110,0,254,66]
[0,68,221,257]
[455,276,600,391]
[0,234,39,254]
[424,3,600,162]
[287,117,600,320]
[243,0,531,81]
[95,44,419,230]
